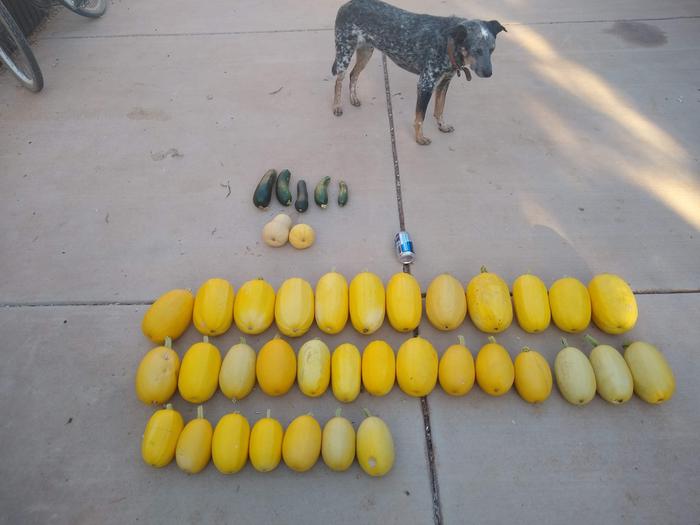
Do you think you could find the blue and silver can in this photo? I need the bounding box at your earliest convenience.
[394,230,415,264]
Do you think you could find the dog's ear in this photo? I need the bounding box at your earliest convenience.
[486,20,507,36]
[449,24,468,46]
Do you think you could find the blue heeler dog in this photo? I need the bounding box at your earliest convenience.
[332,0,506,145]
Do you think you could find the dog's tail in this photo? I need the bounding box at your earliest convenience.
[332,59,338,76]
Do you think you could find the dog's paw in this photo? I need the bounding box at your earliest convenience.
[416,135,432,146]
[438,123,454,133]
[333,106,344,116]
[350,91,361,107]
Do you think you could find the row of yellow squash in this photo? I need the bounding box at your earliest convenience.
[141,271,638,343]
[136,333,674,407]
[142,406,394,477]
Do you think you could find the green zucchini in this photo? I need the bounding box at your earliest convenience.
[253,169,277,209]
[314,176,331,209]
[276,169,292,206]
[338,180,348,207]
[295,180,309,212]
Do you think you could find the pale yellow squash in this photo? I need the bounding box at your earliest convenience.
[249,410,284,472]
[141,403,184,468]
[321,408,356,472]
[425,273,467,331]
[288,224,315,250]
[356,410,394,477]
[193,278,235,336]
[438,335,475,396]
[475,337,514,396]
[396,336,438,397]
[233,278,275,335]
[554,340,596,405]
[332,343,361,403]
[466,267,513,333]
[549,277,591,333]
[175,406,213,474]
[135,337,180,405]
[297,338,331,397]
[256,335,296,396]
[219,338,256,401]
[588,274,638,334]
[513,347,552,403]
[315,271,349,334]
[362,340,395,396]
[178,337,221,403]
[349,271,385,334]
[512,274,551,333]
[275,277,314,337]
[141,289,194,343]
[282,414,322,472]
[624,341,675,404]
[585,335,633,404]
[386,272,422,332]
[212,412,250,474]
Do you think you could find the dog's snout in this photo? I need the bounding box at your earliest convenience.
[482,69,492,78]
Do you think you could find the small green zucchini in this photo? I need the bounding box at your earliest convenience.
[295,180,309,212]
[253,169,277,209]
[338,180,348,207]
[315,176,331,209]
[276,169,292,206]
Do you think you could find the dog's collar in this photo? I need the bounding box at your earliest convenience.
[447,38,472,81]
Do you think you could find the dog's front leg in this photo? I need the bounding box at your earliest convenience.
[414,73,438,145]
[434,76,454,133]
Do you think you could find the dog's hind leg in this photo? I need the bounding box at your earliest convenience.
[349,45,374,107]
[433,76,454,133]
[332,30,356,117]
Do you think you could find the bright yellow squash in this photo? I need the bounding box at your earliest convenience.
[249,410,284,472]
[256,335,296,396]
[588,274,638,334]
[297,338,331,397]
[219,337,256,401]
[584,335,633,404]
[233,278,275,335]
[438,335,475,396]
[332,343,361,403]
[396,336,438,397]
[142,289,194,343]
[175,406,213,474]
[467,267,513,333]
[275,277,315,337]
[549,277,591,333]
[349,271,385,334]
[362,340,395,396]
[514,347,552,403]
[322,408,356,472]
[512,274,551,333]
[356,410,394,477]
[135,337,180,405]
[475,337,514,396]
[425,273,467,331]
[141,403,184,468]
[554,340,596,405]
[282,414,322,472]
[624,341,675,404]
[212,412,250,474]
[178,337,221,403]
[386,272,422,332]
[193,278,235,336]
[315,271,349,334]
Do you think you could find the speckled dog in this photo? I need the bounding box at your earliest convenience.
[332,0,506,145]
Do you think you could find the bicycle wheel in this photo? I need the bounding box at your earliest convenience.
[59,0,107,18]
[0,2,44,92]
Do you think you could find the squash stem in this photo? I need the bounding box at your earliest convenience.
[266,409,271,418]
[584,334,600,348]
[240,336,246,345]
[164,336,172,349]
[335,407,342,417]
[457,335,466,347]
[197,405,204,419]
[487,336,497,344]
[561,337,569,348]
[480,265,488,273]
[203,335,209,344]
[622,342,632,350]
[522,346,531,353]
[165,403,173,410]
[362,408,372,418]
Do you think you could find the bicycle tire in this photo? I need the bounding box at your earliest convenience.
[0,2,44,92]
[59,0,107,18]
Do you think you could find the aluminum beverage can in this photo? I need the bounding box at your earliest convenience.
[394,231,415,264]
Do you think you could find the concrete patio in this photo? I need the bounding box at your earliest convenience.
[1,0,699,523]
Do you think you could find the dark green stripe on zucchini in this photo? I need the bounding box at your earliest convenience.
[314,176,331,209]
[338,180,348,207]
[253,169,277,209]
[276,169,292,206]
[295,180,309,212]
